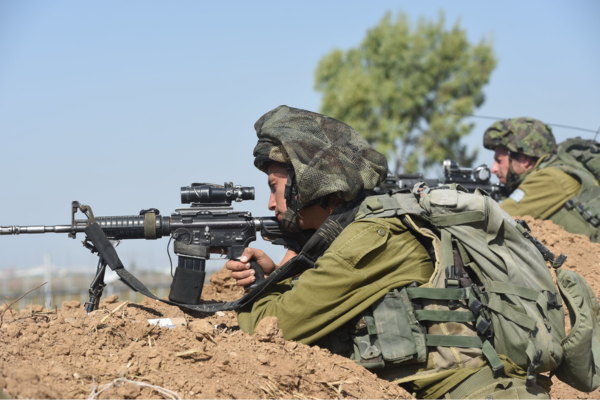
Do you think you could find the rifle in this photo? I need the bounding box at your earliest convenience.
[376,160,505,201]
[0,182,308,314]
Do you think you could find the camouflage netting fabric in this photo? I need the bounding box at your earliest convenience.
[483,117,557,158]
[253,105,388,204]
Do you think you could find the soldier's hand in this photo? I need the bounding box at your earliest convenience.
[225,248,277,287]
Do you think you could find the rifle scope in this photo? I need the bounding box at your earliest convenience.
[180,182,255,205]
[443,160,491,184]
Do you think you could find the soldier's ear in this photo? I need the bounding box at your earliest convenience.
[524,155,538,169]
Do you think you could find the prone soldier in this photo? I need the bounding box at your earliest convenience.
[227,106,552,399]
[484,117,600,242]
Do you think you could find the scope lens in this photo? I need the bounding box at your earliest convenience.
[474,166,491,182]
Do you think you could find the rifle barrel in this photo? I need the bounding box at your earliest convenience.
[0,225,79,235]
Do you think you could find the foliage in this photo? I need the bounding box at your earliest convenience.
[315,11,497,174]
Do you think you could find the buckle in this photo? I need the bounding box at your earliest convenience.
[564,199,575,210]
[526,350,543,387]
[543,290,559,308]
[516,219,531,232]
[476,317,492,336]
[445,278,460,288]
[491,361,505,378]
[469,298,483,314]
[576,204,587,215]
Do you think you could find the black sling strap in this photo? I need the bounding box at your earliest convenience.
[84,193,367,314]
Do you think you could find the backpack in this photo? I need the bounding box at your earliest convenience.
[552,267,600,391]
[556,137,600,181]
[346,184,600,391]
[541,137,600,242]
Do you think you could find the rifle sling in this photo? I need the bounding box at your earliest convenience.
[84,193,366,314]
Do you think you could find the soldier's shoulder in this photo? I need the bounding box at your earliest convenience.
[525,165,577,185]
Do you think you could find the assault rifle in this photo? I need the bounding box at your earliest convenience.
[0,182,308,314]
[376,160,505,201]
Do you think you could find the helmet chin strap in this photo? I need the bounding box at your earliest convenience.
[282,165,302,233]
[504,152,522,193]
[281,164,330,233]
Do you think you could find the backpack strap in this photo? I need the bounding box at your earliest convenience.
[355,192,420,220]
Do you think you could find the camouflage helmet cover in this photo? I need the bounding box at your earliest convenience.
[253,105,388,204]
[483,117,557,158]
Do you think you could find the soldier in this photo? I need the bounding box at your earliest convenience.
[227,105,550,399]
[484,117,600,241]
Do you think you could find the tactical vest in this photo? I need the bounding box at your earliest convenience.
[315,185,599,392]
[537,139,600,242]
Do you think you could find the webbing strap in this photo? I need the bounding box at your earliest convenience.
[441,229,454,270]
[428,211,485,227]
[482,340,505,376]
[406,287,470,301]
[428,336,504,375]
[487,297,536,331]
[486,281,539,301]
[365,197,384,212]
[487,280,558,317]
[414,309,475,323]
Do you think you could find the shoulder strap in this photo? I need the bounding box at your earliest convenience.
[355,191,421,220]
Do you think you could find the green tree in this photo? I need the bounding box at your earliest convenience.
[315,11,496,174]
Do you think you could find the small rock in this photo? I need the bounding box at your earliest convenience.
[61,300,81,310]
[256,354,270,365]
[189,319,215,338]
[254,316,283,342]
[100,294,119,305]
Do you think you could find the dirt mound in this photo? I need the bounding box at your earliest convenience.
[1,218,600,399]
[0,268,408,399]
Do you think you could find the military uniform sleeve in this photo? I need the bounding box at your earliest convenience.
[237,217,433,344]
[500,167,581,220]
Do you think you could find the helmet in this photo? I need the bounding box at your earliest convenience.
[483,117,557,158]
[253,105,388,231]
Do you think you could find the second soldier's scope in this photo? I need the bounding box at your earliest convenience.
[180,182,255,205]
[443,160,491,184]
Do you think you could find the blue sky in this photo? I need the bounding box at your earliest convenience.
[0,0,598,273]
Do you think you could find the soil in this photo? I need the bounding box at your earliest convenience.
[1,216,599,399]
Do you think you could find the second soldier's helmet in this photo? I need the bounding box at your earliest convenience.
[483,117,557,158]
[253,105,388,231]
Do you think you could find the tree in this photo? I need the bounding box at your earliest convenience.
[315,11,497,175]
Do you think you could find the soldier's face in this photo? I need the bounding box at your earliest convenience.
[491,146,510,184]
[266,162,332,231]
[267,162,289,222]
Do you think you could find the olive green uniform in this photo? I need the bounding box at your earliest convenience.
[500,157,581,219]
[238,217,434,342]
[238,217,547,398]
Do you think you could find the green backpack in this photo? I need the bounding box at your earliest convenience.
[345,185,600,391]
[556,137,600,181]
[552,267,600,391]
[541,137,600,242]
